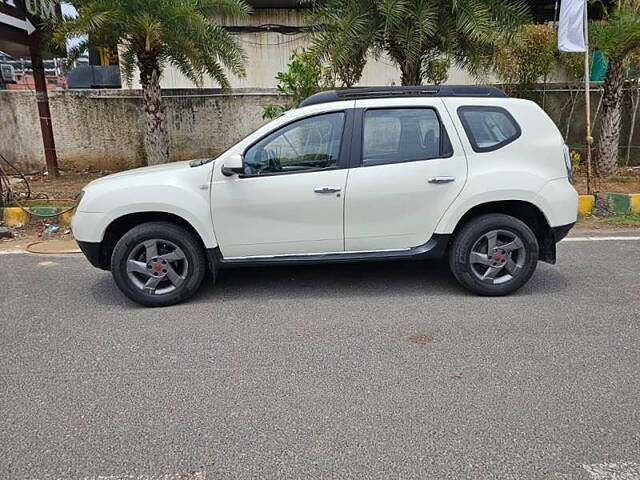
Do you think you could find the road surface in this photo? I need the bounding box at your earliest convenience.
[1,234,639,479]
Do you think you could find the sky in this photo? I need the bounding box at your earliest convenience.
[60,2,86,51]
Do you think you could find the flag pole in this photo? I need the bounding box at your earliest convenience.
[583,0,593,195]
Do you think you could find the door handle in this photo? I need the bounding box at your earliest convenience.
[314,186,342,194]
[428,176,456,184]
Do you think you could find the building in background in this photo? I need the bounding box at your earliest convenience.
[0,0,610,91]
[126,0,599,90]
[0,50,78,90]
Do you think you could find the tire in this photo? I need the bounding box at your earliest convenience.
[448,214,539,296]
[111,221,207,307]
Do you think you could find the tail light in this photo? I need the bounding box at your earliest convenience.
[562,144,573,184]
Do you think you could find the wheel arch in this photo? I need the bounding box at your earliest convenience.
[449,200,556,264]
[94,212,209,271]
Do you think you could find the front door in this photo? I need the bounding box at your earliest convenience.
[344,99,467,251]
[212,110,350,258]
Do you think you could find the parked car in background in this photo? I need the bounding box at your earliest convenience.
[72,86,578,306]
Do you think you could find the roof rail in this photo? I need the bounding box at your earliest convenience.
[298,85,508,108]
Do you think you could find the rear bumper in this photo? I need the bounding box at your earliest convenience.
[553,222,575,243]
[535,178,578,228]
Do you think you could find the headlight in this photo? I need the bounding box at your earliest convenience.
[562,144,573,184]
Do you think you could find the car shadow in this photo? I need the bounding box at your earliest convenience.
[89,259,571,308]
[192,259,570,303]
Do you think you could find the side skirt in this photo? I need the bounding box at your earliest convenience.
[207,234,451,269]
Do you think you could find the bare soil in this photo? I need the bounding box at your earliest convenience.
[9,170,109,200]
[574,166,640,195]
[0,223,74,250]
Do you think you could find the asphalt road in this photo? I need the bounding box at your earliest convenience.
[1,235,639,480]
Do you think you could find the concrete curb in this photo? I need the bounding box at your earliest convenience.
[606,193,640,214]
[578,195,595,215]
[578,194,640,215]
[1,206,75,227]
[630,194,640,214]
[2,207,29,227]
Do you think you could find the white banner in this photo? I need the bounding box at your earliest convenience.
[558,0,587,52]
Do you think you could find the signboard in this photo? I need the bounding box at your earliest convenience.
[0,0,61,178]
[0,0,57,56]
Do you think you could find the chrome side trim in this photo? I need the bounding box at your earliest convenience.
[225,247,410,261]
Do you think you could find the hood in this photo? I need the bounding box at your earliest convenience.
[87,161,192,187]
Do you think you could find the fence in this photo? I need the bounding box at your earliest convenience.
[0,88,284,172]
[531,85,640,167]
[0,85,639,172]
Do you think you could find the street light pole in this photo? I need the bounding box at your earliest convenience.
[583,0,593,195]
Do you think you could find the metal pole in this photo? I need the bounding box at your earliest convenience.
[583,0,593,194]
[30,32,59,178]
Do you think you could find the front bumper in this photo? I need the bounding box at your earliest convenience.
[76,240,106,270]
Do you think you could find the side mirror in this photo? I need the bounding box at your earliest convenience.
[221,153,244,177]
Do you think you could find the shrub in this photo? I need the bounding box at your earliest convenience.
[493,24,557,98]
[263,50,334,119]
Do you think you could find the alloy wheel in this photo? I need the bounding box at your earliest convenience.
[468,229,526,285]
[126,239,189,295]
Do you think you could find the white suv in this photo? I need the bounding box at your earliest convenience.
[72,86,578,307]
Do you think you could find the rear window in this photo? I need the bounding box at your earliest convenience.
[457,106,521,153]
[361,108,453,166]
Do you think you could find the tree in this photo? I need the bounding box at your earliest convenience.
[307,0,373,87]
[591,0,640,177]
[308,0,529,87]
[54,0,251,165]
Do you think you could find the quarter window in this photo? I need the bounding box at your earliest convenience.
[362,108,452,166]
[457,106,521,152]
[243,112,344,175]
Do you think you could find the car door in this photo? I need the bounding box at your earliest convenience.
[344,98,467,251]
[211,109,352,258]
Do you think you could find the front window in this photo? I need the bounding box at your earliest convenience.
[243,112,345,175]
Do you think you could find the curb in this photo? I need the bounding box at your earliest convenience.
[607,193,630,214]
[578,195,595,215]
[606,192,640,214]
[2,207,29,227]
[2,206,75,227]
[578,193,640,215]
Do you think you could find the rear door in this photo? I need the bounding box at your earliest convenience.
[344,98,467,251]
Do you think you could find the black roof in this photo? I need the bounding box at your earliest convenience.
[298,85,508,108]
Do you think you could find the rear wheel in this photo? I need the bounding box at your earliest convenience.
[448,214,539,296]
[111,222,207,307]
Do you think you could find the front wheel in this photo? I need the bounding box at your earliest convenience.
[448,214,539,296]
[111,222,207,307]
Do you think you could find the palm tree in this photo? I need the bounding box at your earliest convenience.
[591,0,640,177]
[309,0,529,87]
[54,0,251,165]
[308,0,373,87]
